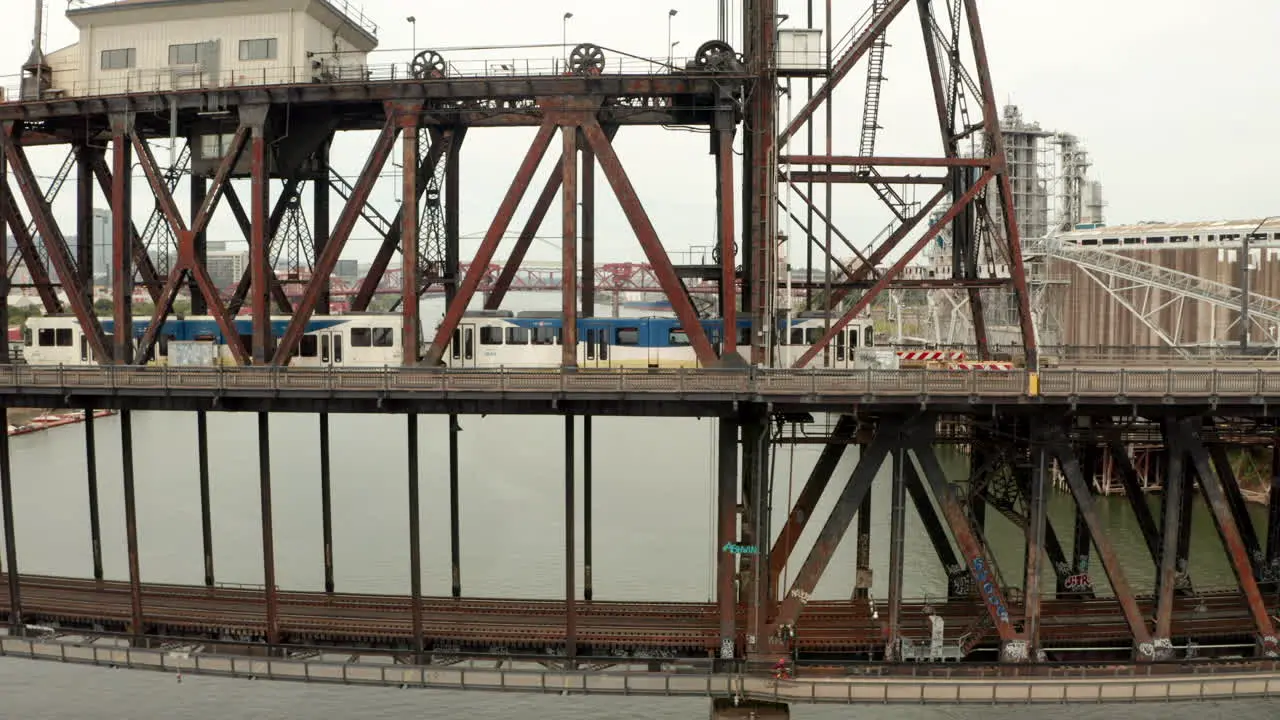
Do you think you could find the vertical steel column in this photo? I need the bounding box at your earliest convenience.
[320,413,334,593]
[120,410,143,637]
[1023,429,1048,657]
[1269,439,1280,569]
[248,120,272,364]
[739,410,772,650]
[444,129,462,599]
[1155,421,1184,646]
[0,407,21,634]
[1071,442,1098,589]
[583,415,593,602]
[257,413,278,645]
[197,411,214,587]
[0,141,8,349]
[400,115,420,365]
[447,415,461,598]
[561,126,578,368]
[717,127,737,357]
[190,175,208,315]
[110,118,133,365]
[76,143,94,303]
[580,131,595,317]
[313,145,331,316]
[854,494,872,600]
[565,415,577,663]
[85,407,103,581]
[717,417,739,659]
[1176,461,1194,576]
[408,414,423,660]
[885,445,907,660]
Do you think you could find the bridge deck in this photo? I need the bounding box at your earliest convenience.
[1,365,1279,415]
[0,574,1261,654]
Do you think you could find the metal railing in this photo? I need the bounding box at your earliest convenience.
[3,635,1280,705]
[6,365,1280,400]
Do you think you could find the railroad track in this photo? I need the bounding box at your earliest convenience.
[0,574,1267,652]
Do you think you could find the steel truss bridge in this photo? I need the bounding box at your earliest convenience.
[2,0,1278,715]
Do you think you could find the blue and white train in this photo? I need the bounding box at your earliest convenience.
[21,311,886,369]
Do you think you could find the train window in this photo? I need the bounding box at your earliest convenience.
[616,327,640,346]
[805,328,823,344]
[350,328,372,347]
[452,329,461,359]
[668,329,690,346]
[372,328,394,347]
[506,327,530,344]
[321,335,330,363]
[586,329,595,360]
[789,329,803,345]
[332,335,343,363]
[737,326,751,346]
[23,327,32,347]
[850,329,860,348]
[864,327,874,347]
[55,329,73,347]
[463,328,473,360]
[533,327,558,345]
[480,327,504,345]
[300,335,318,358]
[835,332,845,361]
[38,328,54,347]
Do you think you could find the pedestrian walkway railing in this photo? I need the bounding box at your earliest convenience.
[3,365,1280,400]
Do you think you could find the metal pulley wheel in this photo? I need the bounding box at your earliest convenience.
[711,242,738,265]
[693,40,738,71]
[411,50,447,79]
[568,43,606,75]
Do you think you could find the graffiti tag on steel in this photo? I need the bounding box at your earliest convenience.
[972,557,1009,624]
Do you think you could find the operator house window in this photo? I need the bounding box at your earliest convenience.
[239,38,278,61]
[169,43,206,65]
[101,48,136,70]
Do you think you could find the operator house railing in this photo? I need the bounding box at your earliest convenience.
[5,366,1280,399]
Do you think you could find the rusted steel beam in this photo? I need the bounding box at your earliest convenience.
[85,151,162,303]
[197,411,213,588]
[853,490,872,600]
[780,155,991,167]
[582,121,718,366]
[223,181,296,316]
[0,177,62,312]
[1069,440,1098,597]
[777,0,912,146]
[1023,427,1049,656]
[275,109,405,364]
[444,127,465,307]
[258,412,279,645]
[716,418,738,659]
[911,438,1018,647]
[0,407,21,634]
[793,171,992,368]
[1209,442,1263,567]
[769,415,855,586]
[564,415,577,663]
[902,459,967,599]
[581,133,596,318]
[771,424,894,631]
[249,128,272,364]
[740,410,771,648]
[191,128,249,236]
[76,143,95,301]
[782,171,948,185]
[561,126,578,368]
[1106,436,1163,566]
[1047,428,1155,658]
[582,415,592,602]
[1270,439,1280,569]
[352,126,447,312]
[448,414,461,598]
[131,133,188,238]
[320,414,334,594]
[1154,419,1185,646]
[120,410,143,637]
[190,175,207,314]
[407,414,423,660]
[716,129,736,355]
[84,408,103,582]
[3,124,110,361]
[1180,423,1278,654]
[486,124,620,311]
[962,0,1038,366]
[313,153,331,315]
[423,122,553,364]
[400,115,420,366]
[885,446,908,659]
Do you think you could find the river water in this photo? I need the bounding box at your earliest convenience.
[0,299,1274,718]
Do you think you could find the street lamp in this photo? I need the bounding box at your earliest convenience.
[562,12,574,68]
[670,40,680,67]
[667,9,678,65]
[406,16,416,68]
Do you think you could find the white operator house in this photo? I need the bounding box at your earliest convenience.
[38,0,379,100]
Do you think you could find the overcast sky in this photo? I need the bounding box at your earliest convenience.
[0,0,1277,267]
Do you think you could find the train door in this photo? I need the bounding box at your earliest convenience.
[319,330,345,368]
[580,320,611,368]
[453,323,478,368]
